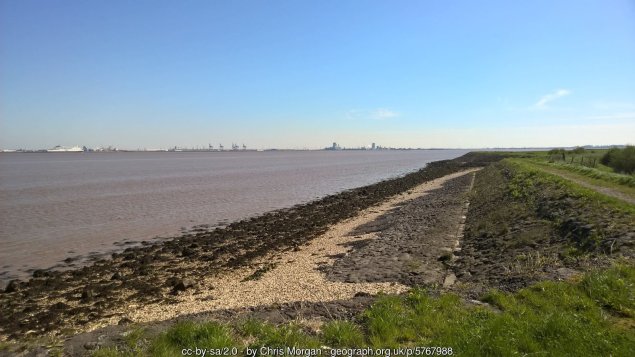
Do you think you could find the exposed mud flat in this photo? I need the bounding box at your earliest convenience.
[0,153,502,340]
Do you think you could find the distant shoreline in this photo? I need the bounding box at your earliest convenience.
[2,146,625,154]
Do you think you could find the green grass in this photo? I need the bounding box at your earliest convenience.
[489,148,635,189]
[321,321,364,347]
[581,264,635,317]
[361,265,635,355]
[148,321,236,357]
[532,159,635,189]
[91,264,635,357]
[507,158,635,214]
[123,327,146,351]
[239,319,319,350]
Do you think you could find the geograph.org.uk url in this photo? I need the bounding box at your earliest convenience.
[325,347,453,356]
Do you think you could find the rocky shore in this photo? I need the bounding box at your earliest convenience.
[0,152,504,340]
[321,172,475,286]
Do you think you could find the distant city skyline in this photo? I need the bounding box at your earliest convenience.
[1,0,634,150]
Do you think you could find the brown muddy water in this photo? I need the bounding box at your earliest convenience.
[0,150,467,283]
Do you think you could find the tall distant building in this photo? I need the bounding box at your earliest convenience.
[371,143,376,150]
[332,142,337,150]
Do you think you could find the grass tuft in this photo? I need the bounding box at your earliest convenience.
[148,321,236,357]
[581,263,635,317]
[321,321,365,347]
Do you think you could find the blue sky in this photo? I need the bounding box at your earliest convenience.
[1,0,634,149]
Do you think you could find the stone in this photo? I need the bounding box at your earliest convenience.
[4,279,20,293]
[81,289,94,302]
[32,269,50,278]
[443,273,457,288]
[118,317,133,325]
[172,278,195,293]
[83,341,99,350]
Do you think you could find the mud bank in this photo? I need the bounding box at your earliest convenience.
[0,153,503,340]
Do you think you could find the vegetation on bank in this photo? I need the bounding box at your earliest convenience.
[602,146,635,174]
[461,157,633,278]
[546,146,635,179]
[493,148,635,187]
[506,158,635,214]
[534,159,635,189]
[88,265,635,356]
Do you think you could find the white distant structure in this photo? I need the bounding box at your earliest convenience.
[47,145,83,152]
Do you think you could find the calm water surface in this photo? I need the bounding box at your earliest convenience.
[0,150,467,282]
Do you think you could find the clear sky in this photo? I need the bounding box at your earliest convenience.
[1,0,634,150]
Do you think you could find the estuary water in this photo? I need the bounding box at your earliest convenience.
[0,150,467,283]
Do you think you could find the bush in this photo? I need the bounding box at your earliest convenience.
[600,148,618,166]
[602,146,635,174]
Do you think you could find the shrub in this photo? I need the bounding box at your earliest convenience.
[602,146,635,174]
[600,148,618,166]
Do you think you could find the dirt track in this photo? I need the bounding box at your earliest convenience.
[538,166,635,205]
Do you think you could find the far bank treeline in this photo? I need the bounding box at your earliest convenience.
[548,146,635,174]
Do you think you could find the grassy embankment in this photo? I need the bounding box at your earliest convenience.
[86,155,634,356]
[457,157,634,291]
[502,148,635,191]
[87,265,635,356]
